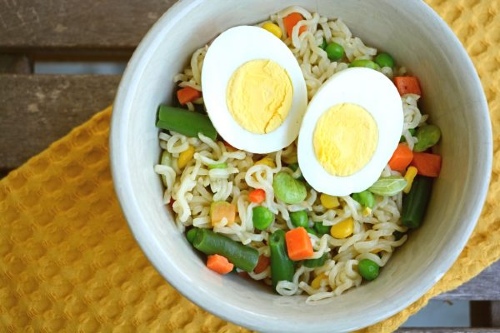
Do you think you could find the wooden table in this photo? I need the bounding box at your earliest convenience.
[1,1,498,331]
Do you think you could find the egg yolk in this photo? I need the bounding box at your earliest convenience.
[313,103,378,176]
[226,59,293,134]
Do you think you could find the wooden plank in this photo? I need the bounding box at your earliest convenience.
[0,55,32,73]
[0,0,177,51]
[438,261,500,301]
[0,74,120,169]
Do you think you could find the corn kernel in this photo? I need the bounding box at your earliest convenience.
[403,166,418,193]
[320,193,340,209]
[262,22,282,39]
[178,145,195,169]
[362,207,372,216]
[255,157,276,168]
[330,217,354,239]
[311,273,327,289]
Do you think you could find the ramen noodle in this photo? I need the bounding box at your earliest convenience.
[155,6,436,302]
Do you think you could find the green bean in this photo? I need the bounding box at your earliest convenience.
[402,175,434,228]
[186,228,198,243]
[269,229,295,291]
[413,124,442,152]
[252,206,275,230]
[191,228,259,272]
[375,52,395,68]
[325,42,345,61]
[303,253,328,268]
[368,176,407,196]
[358,259,380,281]
[348,59,381,70]
[273,171,307,204]
[157,105,217,140]
[290,210,309,228]
[352,190,375,209]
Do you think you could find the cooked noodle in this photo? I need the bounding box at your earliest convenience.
[155,6,429,302]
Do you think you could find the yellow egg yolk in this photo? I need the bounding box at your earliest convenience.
[226,59,293,134]
[313,103,378,176]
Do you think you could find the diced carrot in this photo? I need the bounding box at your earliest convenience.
[210,201,236,226]
[410,152,442,177]
[285,227,314,261]
[206,254,234,275]
[283,12,307,38]
[253,254,270,274]
[176,86,201,105]
[249,189,266,204]
[394,76,422,96]
[388,143,414,172]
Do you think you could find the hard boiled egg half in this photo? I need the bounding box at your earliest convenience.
[297,67,404,196]
[202,25,307,154]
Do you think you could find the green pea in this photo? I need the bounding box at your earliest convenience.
[349,59,381,70]
[413,124,442,152]
[375,52,395,68]
[358,259,380,281]
[252,206,275,230]
[314,222,330,235]
[319,38,327,50]
[290,210,309,228]
[352,190,375,209]
[305,227,317,236]
[273,171,307,204]
[325,42,345,61]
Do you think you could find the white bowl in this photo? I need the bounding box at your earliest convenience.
[110,1,493,332]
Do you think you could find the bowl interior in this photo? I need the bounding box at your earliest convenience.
[110,0,492,332]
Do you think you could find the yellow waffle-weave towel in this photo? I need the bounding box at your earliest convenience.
[1,1,499,332]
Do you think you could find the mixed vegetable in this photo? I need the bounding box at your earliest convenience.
[155,9,442,297]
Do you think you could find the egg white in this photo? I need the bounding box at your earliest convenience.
[201,25,307,154]
[297,67,404,196]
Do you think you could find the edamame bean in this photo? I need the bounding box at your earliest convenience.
[375,52,395,68]
[413,124,442,152]
[273,171,307,204]
[368,176,407,196]
[252,206,275,230]
[358,259,380,281]
[349,59,381,70]
[325,42,344,61]
[352,190,375,209]
[290,210,309,228]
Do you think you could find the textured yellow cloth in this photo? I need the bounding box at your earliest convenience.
[1,1,499,332]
